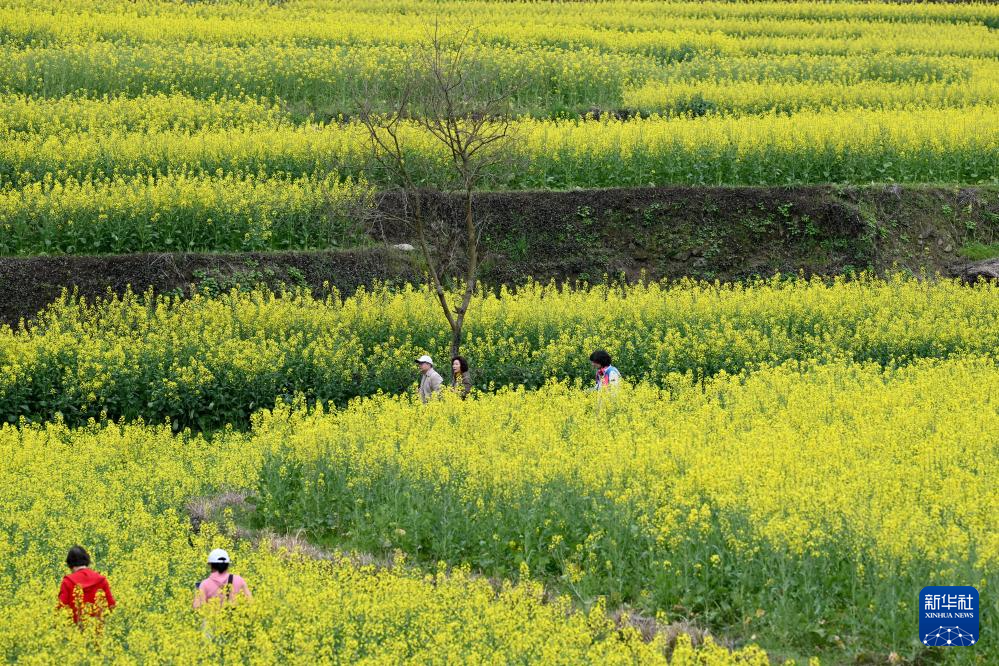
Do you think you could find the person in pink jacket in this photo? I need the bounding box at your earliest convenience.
[193,549,251,609]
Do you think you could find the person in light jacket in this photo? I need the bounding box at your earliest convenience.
[451,355,472,399]
[193,549,251,610]
[416,355,444,403]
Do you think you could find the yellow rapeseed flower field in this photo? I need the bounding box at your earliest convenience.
[2,1,996,663]
[2,353,993,662]
[2,276,997,661]
[3,276,998,429]
[2,0,998,253]
[248,359,998,658]
[1,414,772,664]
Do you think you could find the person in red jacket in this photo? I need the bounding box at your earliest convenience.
[58,545,115,625]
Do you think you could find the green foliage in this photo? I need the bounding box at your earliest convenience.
[0,173,372,255]
[3,109,996,193]
[3,276,998,430]
[3,1,999,255]
[958,241,999,261]
[248,363,999,661]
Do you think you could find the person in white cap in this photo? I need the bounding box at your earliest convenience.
[416,354,444,403]
[193,549,251,609]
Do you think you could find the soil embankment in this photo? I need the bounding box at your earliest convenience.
[3,185,997,325]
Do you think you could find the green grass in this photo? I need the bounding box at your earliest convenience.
[958,241,999,261]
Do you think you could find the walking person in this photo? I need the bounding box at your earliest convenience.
[58,545,116,626]
[193,549,251,610]
[590,350,621,390]
[416,354,444,403]
[451,355,472,399]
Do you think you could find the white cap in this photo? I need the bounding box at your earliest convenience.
[208,548,230,564]
[416,355,434,365]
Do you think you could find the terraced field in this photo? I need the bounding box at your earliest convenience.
[2,2,996,664]
[1,0,997,255]
[2,277,997,663]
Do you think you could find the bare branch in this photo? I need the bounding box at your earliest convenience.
[352,19,521,358]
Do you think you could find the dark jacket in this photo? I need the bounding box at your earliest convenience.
[452,371,472,398]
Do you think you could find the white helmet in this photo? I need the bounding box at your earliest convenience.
[207,548,230,564]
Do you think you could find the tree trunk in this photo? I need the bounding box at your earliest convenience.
[449,319,462,360]
[448,186,476,360]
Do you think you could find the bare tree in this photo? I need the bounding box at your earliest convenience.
[355,22,520,359]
